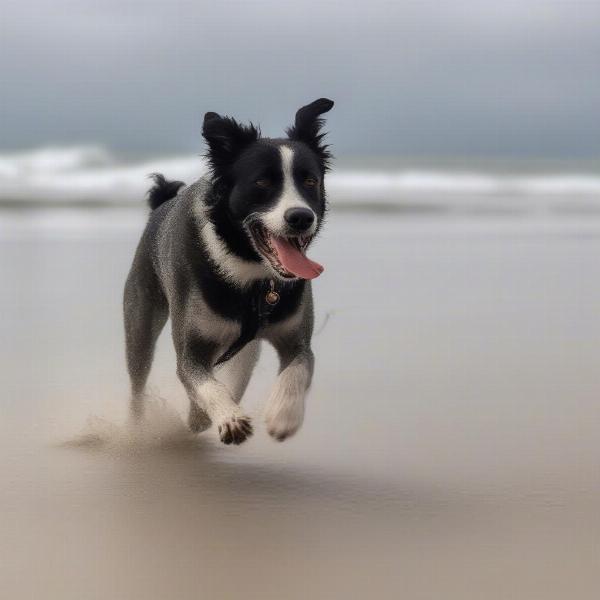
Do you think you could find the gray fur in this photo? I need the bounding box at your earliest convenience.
[123,178,315,444]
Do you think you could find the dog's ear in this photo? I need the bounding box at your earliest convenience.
[286,98,334,169]
[202,112,260,179]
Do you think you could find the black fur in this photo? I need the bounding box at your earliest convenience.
[202,137,329,266]
[202,113,260,188]
[286,98,334,170]
[147,173,185,210]
[125,98,334,444]
[181,207,305,324]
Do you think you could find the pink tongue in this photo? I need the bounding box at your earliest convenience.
[270,236,324,280]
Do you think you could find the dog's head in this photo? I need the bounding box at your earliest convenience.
[202,98,334,282]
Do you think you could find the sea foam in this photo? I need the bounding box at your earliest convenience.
[2,146,600,212]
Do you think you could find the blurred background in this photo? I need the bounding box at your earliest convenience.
[2,0,600,208]
[2,2,600,599]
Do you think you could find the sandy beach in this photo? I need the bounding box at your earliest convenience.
[2,207,599,599]
[3,0,600,593]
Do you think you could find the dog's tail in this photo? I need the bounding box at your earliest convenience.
[147,173,185,210]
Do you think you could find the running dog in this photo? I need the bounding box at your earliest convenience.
[123,98,334,444]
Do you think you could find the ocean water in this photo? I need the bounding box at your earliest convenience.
[2,145,600,214]
[2,150,600,598]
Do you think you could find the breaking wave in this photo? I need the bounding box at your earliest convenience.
[1,146,600,212]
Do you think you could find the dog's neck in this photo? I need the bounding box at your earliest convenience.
[199,216,270,287]
[213,279,281,366]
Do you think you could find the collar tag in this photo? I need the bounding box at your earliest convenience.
[265,279,280,305]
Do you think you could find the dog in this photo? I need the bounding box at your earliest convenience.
[123,98,334,444]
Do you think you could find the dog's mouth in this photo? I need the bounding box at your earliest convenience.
[248,222,324,280]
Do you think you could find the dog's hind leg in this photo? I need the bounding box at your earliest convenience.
[215,340,261,403]
[187,398,212,433]
[123,263,168,420]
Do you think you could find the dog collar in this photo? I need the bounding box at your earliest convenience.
[214,279,280,366]
[265,279,280,306]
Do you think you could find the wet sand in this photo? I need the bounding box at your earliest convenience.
[2,209,599,599]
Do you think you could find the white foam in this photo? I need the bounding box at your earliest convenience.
[0,146,204,204]
[1,146,600,210]
[327,170,600,199]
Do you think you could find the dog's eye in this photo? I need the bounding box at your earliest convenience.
[304,177,318,187]
[255,178,271,188]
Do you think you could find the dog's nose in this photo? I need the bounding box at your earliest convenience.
[284,207,315,232]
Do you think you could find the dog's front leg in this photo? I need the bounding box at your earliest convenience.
[177,350,253,445]
[265,341,314,442]
[188,340,260,434]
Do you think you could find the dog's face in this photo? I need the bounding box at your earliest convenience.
[202,98,333,281]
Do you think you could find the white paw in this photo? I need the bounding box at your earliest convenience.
[197,379,253,445]
[265,399,304,442]
[217,414,253,445]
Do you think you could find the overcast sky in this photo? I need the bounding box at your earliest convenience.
[1,0,599,158]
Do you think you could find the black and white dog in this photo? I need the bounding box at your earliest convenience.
[123,98,334,445]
